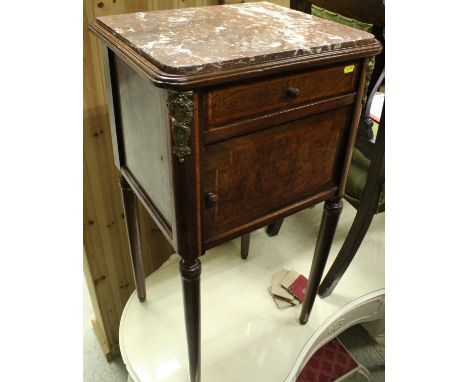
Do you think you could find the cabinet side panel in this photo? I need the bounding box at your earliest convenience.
[116,57,175,230]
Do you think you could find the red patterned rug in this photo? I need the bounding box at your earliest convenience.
[296,338,358,382]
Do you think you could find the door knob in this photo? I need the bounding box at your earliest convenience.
[286,87,300,99]
[205,192,218,208]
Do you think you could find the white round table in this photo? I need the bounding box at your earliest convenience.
[120,207,385,382]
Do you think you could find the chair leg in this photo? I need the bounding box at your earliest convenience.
[300,198,343,325]
[319,106,385,298]
[266,219,284,237]
[318,202,376,298]
[119,176,146,302]
[240,234,250,260]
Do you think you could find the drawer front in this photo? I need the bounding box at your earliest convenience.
[204,106,353,242]
[207,62,359,126]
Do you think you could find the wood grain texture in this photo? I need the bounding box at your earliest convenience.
[204,106,353,241]
[203,92,356,144]
[84,0,131,360]
[84,0,197,359]
[207,62,359,126]
[170,93,205,258]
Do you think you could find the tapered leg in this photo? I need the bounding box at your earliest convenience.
[240,234,250,259]
[266,219,284,237]
[180,258,201,382]
[119,176,146,302]
[320,107,385,298]
[318,204,376,298]
[300,198,343,325]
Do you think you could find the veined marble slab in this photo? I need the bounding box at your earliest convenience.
[97,2,376,75]
[120,202,384,381]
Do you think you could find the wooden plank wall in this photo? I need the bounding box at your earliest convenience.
[84,0,289,360]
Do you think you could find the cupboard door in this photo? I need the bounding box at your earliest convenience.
[204,106,353,242]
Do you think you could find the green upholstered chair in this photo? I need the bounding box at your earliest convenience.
[346,147,385,215]
[264,0,385,297]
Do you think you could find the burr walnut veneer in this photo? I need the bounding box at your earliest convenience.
[90,3,381,381]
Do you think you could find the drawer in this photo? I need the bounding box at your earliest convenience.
[203,106,353,243]
[206,62,359,127]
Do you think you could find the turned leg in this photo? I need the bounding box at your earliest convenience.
[300,198,343,325]
[266,219,284,237]
[240,234,250,260]
[180,258,201,382]
[119,176,146,302]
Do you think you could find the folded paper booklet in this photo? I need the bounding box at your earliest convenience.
[270,269,306,309]
[268,287,299,309]
[271,269,296,301]
[281,270,308,302]
[288,275,308,302]
[281,270,300,290]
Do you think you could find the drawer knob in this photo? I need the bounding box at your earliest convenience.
[286,87,300,99]
[205,192,218,207]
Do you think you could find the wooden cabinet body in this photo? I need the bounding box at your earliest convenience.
[204,104,353,244]
[90,3,381,381]
[100,52,372,257]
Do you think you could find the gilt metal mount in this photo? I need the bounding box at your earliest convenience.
[167,91,194,163]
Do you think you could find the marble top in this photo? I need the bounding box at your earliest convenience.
[97,2,376,75]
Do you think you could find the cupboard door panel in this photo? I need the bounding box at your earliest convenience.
[204,106,353,241]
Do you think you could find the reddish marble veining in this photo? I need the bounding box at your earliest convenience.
[97,2,376,75]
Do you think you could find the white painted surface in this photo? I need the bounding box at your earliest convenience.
[285,289,384,382]
[83,281,128,382]
[120,201,384,382]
